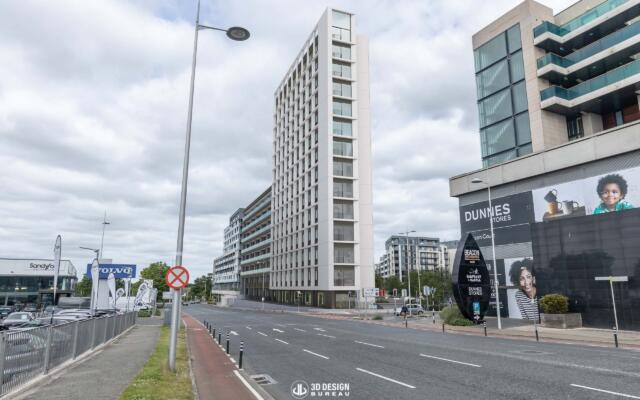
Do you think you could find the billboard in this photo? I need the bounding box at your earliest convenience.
[451,233,492,323]
[532,166,640,222]
[85,264,136,279]
[0,259,77,277]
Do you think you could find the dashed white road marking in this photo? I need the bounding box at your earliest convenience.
[230,330,238,336]
[313,327,326,332]
[257,331,268,337]
[246,326,252,330]
[419,354,481,368]
[317,333,336,339]
[275,338,289,345]
[273,328,285,333]
[570,384,640,399]
[303,349,329,359]
[294,328,307,332]
[355,368,415,389]
[354,340,384,348]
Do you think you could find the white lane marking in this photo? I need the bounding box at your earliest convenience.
[294,328,307,332]
[230,357,236,363]
[233,370,265,400]
[419,354,481,368]
[230,330,238,336]
[355,368,415,389]
[313,327,326,332]
[317,333,336,339]
[354,340,384,348]
[570,384,640,399]
[275,338,289,345]
[273,328,285,333]
[303,349,329,359]
[246,326,252,330]
[257,331,268,337]
[276,323,287,327]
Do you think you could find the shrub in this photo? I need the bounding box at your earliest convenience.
[539,294,569,314]
[138,309,152,317]
[154,308,161,316]
[372,315,383,320]
[439,305,474,326]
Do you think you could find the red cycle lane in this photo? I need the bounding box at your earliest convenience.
[182,314,261,400]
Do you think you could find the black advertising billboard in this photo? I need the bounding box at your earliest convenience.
[459,192,535,246]
[452,233,492,323]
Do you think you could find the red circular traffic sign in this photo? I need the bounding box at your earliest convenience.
[166,266,190,289]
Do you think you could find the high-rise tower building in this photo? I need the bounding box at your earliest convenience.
[270,8,374,308]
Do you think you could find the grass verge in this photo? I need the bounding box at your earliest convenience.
[119,326,193,400]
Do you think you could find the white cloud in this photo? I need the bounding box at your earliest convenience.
[0,0,575,278]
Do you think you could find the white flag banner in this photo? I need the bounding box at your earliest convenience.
[107,273,116,309]
[53,236,61,304]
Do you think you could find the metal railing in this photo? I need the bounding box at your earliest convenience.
[0,312,136,397]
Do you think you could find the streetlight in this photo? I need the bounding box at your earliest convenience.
[100,211,110,259]
[471,177,502,330]
[398,229,416,315]
[169,0,250,372]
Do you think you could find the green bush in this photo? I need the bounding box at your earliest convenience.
[372,315,383,320]
[138,309,152,317]
[154,308,161,316]
[439,305,474,326]
[539,294,569,314]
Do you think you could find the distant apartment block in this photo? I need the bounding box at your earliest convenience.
[375,236,448,280]
[212,208,243,294]
[239,188,272,300]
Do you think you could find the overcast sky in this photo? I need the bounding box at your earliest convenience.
[0,0,574,280]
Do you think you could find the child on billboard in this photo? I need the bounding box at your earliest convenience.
[593,174,634,214]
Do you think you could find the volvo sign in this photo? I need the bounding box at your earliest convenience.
[86,264,136,279]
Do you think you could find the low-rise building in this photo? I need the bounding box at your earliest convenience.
[0,258,77,306]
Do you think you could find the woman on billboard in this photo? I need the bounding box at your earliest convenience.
[509,259,539,320]
[593,174,634,214]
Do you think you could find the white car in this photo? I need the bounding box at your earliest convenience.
[394,304,424,316]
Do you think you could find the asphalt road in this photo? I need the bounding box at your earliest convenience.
[186,304,640,400]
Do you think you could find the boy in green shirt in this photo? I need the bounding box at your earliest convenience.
[593,174,634,214]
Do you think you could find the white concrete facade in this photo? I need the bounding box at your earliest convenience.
[271,8,373,307]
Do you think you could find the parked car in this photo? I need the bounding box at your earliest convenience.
[394,304,424,316]
[23,304,38,313]
[0,306,15,319]
[1,312,35,330]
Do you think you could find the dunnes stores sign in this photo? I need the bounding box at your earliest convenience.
[85,264,137,279]
[459,191,534,232]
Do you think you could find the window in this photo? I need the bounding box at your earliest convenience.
[511,81,527,114]
[332,62,351,78]
[333,81,352,97]
[333,99,352,116]
[480,119,515,157]
[334,222,354,241]
[334,200,353,219]
[482,149,517,168]
[475,59,509,99]
[333,160,353,177]
[333,180,353,197]
[332,44,351,60]
[567,115,584,140]
[506,24,522,53]
[332,11,351,41]
[474,33,507,72]
[515,113,531,145]
[334,266,355,286]
[333,119,352,136]
[333,139,353,156]
[509,51,524,82]
[478,88,512,128]
[334,244,354,263]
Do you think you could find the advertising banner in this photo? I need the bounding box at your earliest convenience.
[532,166,640,222]
[0,259,77,277]
[451,233,492,323]
[86,264,136,279]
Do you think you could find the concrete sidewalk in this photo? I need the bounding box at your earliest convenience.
[12,317,162,400]
[182,315,265,400]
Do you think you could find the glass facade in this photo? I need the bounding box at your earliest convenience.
[0,276,75,306]
[474,24,532,167]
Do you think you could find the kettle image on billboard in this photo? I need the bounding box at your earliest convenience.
[451,233,492,323]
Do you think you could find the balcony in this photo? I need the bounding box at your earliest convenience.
[240,252,271,266]
[533,0,640,55]
[537,21,640,84]
[243,210,272,231]
[241,224,271,243]
[241,238,272,254]
[243,197,271,219]
[540,58,640,113]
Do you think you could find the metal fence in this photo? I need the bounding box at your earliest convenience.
[0,312,136,397]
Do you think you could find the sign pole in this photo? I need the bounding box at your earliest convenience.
[610,278,619,333]
[166,265,190,371]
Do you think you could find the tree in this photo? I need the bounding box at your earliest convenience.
[374,273,384,290]
[384,275,403,294]
[185,276,209,301]
[75,275,92,297]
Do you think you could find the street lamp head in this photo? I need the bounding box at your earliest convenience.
[226,26,250,41]
[471,178,484,184]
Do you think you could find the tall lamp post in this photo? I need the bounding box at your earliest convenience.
[398,230,416,315]
[169,0,250,372]
[80,246,100,316]
[471,177,502,330]
[100,211,110,259]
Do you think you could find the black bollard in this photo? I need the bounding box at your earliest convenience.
[442,323,445,333]
[218,332,221,344]
[483,321,487,337]
[535,326,539,342]
[226,331,230,354]
[239,340,244,369]
[613,328,619,348]
[212,326,215,337]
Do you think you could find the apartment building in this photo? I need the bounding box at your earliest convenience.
[211,208,243,302]
[239,188,272,300]
[377,236,445,281]
[270,8,374,308]
[450,0,640,330]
